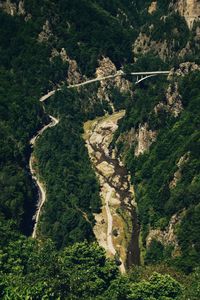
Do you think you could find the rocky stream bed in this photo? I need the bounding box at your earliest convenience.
[83,111,140,272]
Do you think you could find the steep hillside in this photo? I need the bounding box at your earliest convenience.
[0,0,200,298]
[113,62,200,272]
[0,8,67,236]
[133,0,200,64]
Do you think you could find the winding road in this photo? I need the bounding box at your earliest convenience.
[105,183,126,274]
[30,99,59,238]
[30,69,146,261]
[31,93,129,272]
[105,184,116,256]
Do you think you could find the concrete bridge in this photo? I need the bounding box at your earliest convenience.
[67,70,170,88]
[129,71,170,84]
[40,70,170,102]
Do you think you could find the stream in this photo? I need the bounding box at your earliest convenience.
[84,111,140,272]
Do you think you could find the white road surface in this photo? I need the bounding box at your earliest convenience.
[30,94,59,238]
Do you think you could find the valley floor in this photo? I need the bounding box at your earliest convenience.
[83,111,140,272]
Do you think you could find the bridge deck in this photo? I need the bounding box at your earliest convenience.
[40,70,170,100]
[130,71,170,75]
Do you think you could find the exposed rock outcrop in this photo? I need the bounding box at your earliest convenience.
[0,0,31,19]
[178,41,193,57]
[0,0,18,16]
[116,123,157,158]
[132,28,199,62]
[194,25,200,41]
[133,0,200,61]
[146,212,184,256]
[38,20,53,43]
[148,1,157,14]
[134,123,157,157]
[18,0,25,15]
[168,61,200,78]
[133,33,170,62]
[96,57,132,107]
[51,48,82,85]
[169,152,190,188]
[165,82,183,117]
[155,62,200,117]
[170,0,200,29]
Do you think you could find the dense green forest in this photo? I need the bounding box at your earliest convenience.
[35,87,105,248]
[0,8,68,236]
[115,70,200,273]
[23,0,140,75]
[2,238,193,299]
[0,0,200,298]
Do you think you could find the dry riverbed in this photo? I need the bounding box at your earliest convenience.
[83,111,140,272]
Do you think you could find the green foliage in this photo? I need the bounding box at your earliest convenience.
[59,242,119,299]
[101,269,183,300]
[108,87,131,111]
[128,272,182,300]
[101,276,131,300]
[182,267,200,299]
[125,52,169,73]
[150,13,189,49]
[35,88,102,248]
[0,239,119,299]
[1,0,200,297]
[0,237,186,299]
[174,204,200,273]
[23,0,140,76]
[116,71,200,271]
[118,76,168,131]
[145,240,165,264]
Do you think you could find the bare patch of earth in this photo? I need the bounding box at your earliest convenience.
[83,111,140,272]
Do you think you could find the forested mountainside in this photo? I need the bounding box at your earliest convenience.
[0,0,200,298]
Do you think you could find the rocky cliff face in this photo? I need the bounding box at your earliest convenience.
[115,123,157,158]
[146,212,184,257]
[0,0,31,20]
[168,61,200,78]
[132,29,196,62]
[164,82,183,117]
[154,62,200,118]
[133,32,170,62]
[134,123,157,157]
[0,0,24,16]
[38,20,53,43]
[169,152,190,188]
[148,1,157,14]
[117,62,199,160]
[170,0,200,29]
[51,48,83,85]
[95,57,131,110]
[133,1,200,63]
[148,0,200,29]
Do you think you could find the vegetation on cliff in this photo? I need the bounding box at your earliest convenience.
[0,0,200,298]
[115,70,200,273]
